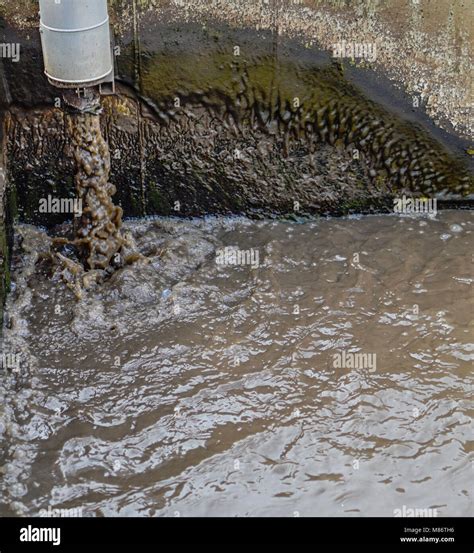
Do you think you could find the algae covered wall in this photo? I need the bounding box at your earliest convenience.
[0,0,472,227]
[1,0,472,136]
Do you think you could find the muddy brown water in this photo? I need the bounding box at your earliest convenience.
[0,211,472,517]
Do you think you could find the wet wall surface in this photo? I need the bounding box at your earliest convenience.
[0,68,13,325]
[0,3,472,227]
[2,0,473,138]
[0,114,11,327]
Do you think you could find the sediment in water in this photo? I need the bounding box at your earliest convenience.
[1,212,473,516]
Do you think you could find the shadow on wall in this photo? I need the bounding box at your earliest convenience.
[0,2,472,229]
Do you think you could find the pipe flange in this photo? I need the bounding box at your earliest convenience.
[62,88,102,115]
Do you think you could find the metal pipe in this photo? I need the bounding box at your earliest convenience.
[39,0,114,92]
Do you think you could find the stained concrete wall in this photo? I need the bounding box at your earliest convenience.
[0,0,472,230]
[1,0,472,137]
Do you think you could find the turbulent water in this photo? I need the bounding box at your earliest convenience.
[0,211,472,517]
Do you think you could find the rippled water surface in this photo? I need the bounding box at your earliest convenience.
[0,212,472,517]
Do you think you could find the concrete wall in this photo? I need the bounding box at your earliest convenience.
[1,0,472,137]
[0,64,12,327]
[0,0,472,229]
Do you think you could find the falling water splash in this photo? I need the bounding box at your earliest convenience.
[66,111,125,270]
[45,92,145,299]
